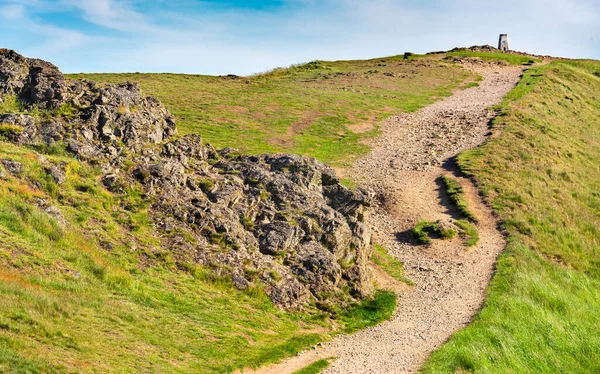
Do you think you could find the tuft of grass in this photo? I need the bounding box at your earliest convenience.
[413,220,457,245]
[371,243,412,285]
[197,178,215,193]
[293,358,331,374]
[454,220,479,247]
[0,123,23,137]
[340,290,397,334]
[52,102,77,118]
[339,178,358,189]
[440,175,478,223]
[240,215,255,231]
[0,95,25,113]
[0,96,79,119]
[424,60,600,373]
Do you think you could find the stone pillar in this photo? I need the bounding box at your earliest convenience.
[498,34,509,52]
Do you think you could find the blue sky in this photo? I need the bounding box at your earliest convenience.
[1,0,599,75]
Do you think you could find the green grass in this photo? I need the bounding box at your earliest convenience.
[440,175,478,223]
[413,220,457,245]
[371,243,412,285]
[423,60,600,372]
[0,123,23,137]
[292,358,331,374]
[0,95,78,122]
[340,290,397,334]
[0,95,24,113]
[68,56,474,167]
[0,141,393,373]
[455,219,479,247]
[0,137,398,372]
[444,51,541,66]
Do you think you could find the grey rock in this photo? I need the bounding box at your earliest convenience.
[1,159,22,176]
[46,164,66,184]
[0,49,68,109]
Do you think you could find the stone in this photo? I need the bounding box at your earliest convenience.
[1,159,22,176]
[0,49,69,109]
[46,164,66,184]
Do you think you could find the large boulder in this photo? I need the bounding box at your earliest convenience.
[0,49,69,109]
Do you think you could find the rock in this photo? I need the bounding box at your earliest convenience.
[0,49,29,97]
[0,49,374,310]
[0,49,68,109]
[1,159,22,176]
[46,164,66,184]
[27,58,70,109]
[257,221,303,256]
[1,49,176,158]
[35,198,67,226]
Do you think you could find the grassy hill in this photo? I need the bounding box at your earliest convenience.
[4,49,596,373]
[68,55,476,168]
[0,53,477,373]
[423,59,600,372]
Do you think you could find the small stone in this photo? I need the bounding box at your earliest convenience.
[1,159,23,176]
[46,165,66,184]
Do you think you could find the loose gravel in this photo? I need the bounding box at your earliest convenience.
[254,62,524,374]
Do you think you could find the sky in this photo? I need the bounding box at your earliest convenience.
[0,0,599,75]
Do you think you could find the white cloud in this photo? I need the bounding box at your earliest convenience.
[0,2,98,62]
[61,0,152,32]
[1,4,26,19]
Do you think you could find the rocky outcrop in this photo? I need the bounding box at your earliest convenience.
[0,49,69,109]
[0,49,374,310]
[0,48,176,158]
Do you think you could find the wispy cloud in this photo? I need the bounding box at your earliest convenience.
[1,3,26,19]
[0,2,91,56]
[61,0,152,32]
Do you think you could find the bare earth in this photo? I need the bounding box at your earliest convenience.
[253,62,524,374]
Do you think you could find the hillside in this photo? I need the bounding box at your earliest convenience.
[2,45,598,374]
[423,59,600,372]
[68,56,478,168]
[0,49,478,373]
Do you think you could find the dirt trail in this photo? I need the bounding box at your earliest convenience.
[253,62,524,374]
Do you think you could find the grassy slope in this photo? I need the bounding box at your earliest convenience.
[68,56,474,167]
[0,143,328,373]
[424,60,600,372]
[0,141,400,373]
[0,55,473,373]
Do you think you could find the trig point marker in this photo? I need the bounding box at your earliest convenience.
[498,34,509,52]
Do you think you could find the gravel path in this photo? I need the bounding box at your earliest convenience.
[253,62,524,374]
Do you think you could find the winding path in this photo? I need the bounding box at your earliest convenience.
[255,62,524,374]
